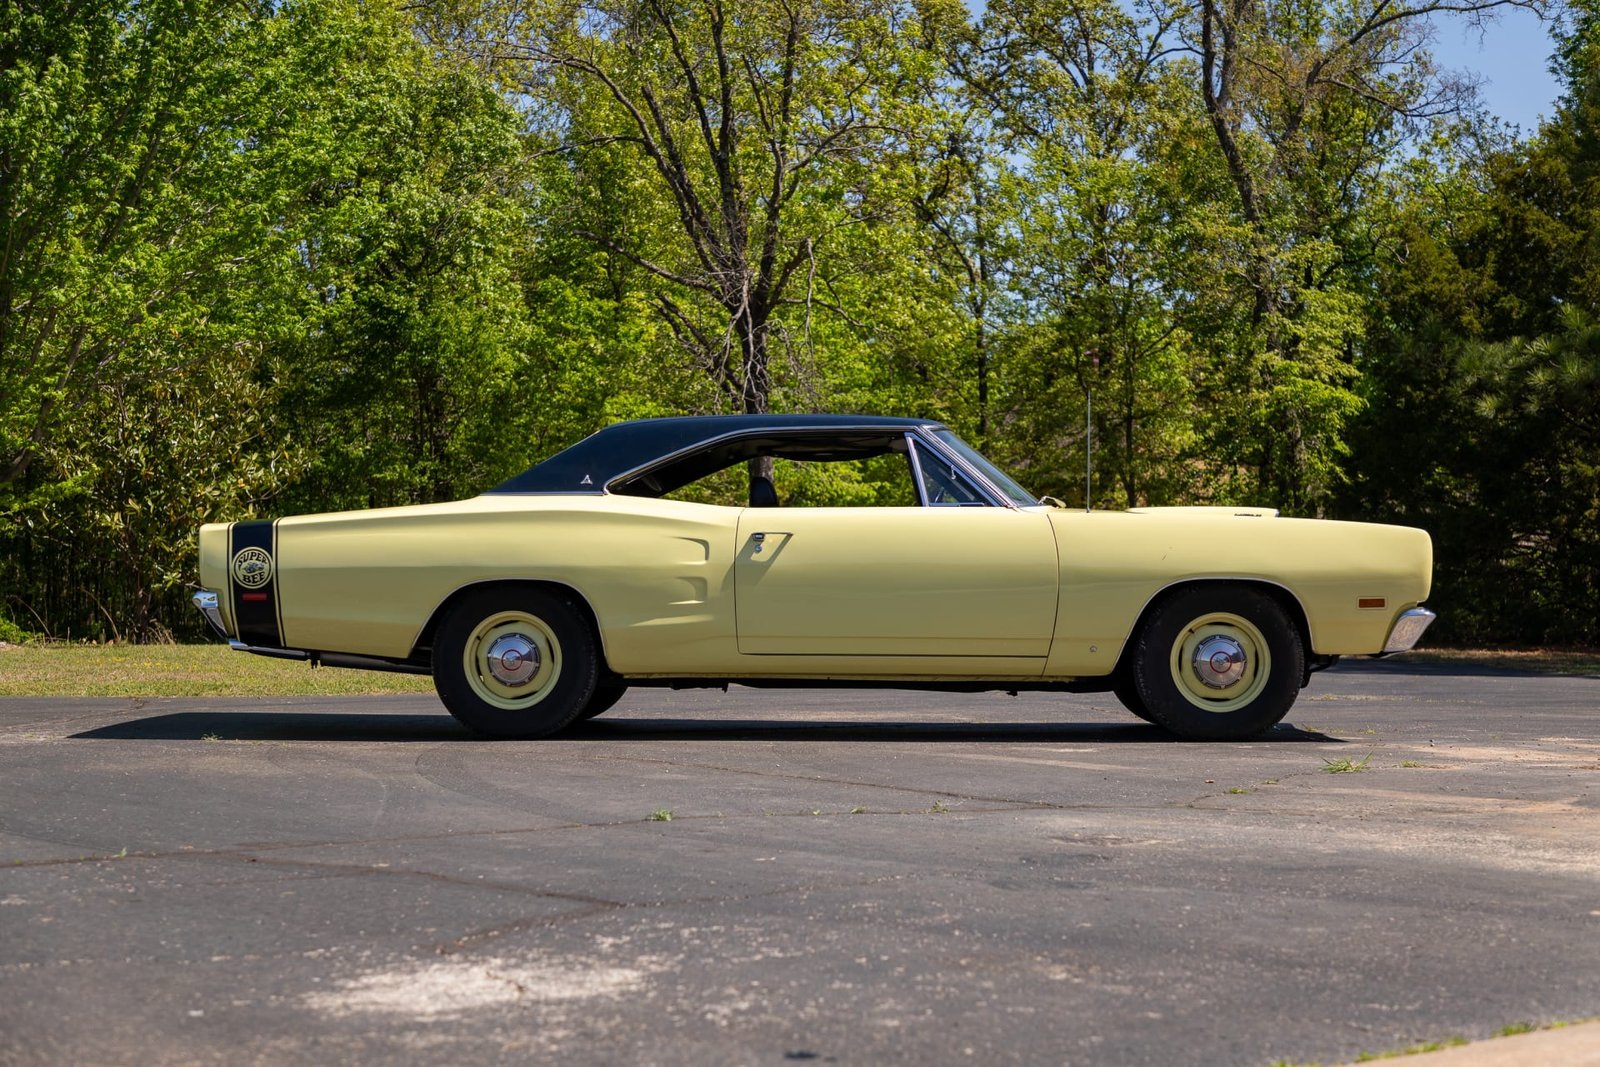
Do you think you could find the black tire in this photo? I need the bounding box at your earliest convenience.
[1111,671,1157,724]
[432,586,598,739]
[1131,584,1304,741]
[575,681,628,721]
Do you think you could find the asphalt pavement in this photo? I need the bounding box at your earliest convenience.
[1,659,1596,1066]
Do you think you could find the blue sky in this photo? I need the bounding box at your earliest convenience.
[1425,7,1563,130]
[963,0,1567,133]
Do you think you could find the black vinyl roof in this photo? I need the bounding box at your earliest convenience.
[488,415,940,495]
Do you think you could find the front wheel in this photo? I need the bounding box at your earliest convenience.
[432,587,598,739]
[1112,671,1156,724]
[1131,585,1304,740]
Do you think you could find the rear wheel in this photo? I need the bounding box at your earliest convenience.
[432,587,597,739]
[1131,585,1304,740]
[575,681,628,721]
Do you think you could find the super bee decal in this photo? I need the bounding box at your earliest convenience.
[229,521,282,647]
[231,546,273,589]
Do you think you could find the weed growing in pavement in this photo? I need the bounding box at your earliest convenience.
[201,733,222,742]
[1399,760,1424,768]
[1494,1022,1536,1037]
[849,806,866,814]
[1322,755,1372,774]
[1352,1035,1467,1060]
[929,800,949,814]
[1226,787,1251,795]
[647,809,673,822]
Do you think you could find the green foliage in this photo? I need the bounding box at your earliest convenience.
[265,3,534,512]
[0,0,532,638]
[0,612,29,644]
[2,0,1593,647]
[1342,26,1600,645]
[0,0,305,638]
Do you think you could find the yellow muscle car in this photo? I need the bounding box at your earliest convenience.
[193,415,1434,740]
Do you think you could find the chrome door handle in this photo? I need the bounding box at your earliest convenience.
[750,532,791,554]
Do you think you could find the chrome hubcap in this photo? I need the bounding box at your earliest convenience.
[485,633,541,687]
[1191,634,1247,689]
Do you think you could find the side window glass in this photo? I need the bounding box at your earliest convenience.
[912,442,988,506]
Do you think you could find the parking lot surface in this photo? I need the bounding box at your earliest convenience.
[1,660,1596,1066]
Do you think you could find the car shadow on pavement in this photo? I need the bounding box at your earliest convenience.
[73,712,469,743]
[72,711,1340,744]
[564,719,1340,743]
[1340,657,1600,681]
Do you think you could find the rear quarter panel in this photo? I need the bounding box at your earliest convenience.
[270,495,740,669]
[1042,510,1433,677]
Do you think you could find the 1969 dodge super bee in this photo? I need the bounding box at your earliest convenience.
[194,415,1435,740]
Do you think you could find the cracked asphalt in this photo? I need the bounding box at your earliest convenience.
[1,659,1597,1066]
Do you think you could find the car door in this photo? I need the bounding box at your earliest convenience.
[733,505,1059,661]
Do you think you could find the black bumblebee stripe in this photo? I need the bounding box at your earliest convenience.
[229,519,283,648]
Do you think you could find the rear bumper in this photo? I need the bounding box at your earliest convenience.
[1382,607,1436,654]
[191,590,229,641]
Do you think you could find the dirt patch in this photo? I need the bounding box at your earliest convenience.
[303,953,673,1020]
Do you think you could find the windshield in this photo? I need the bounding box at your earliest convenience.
[933,430,1039,507]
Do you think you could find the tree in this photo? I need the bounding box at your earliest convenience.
[480,0,934,438]
[263,4,534,513]
[0,0,272,501]
[1172,0,1553,511]
[0,0,532,639]
[1342,0,1600,644]
[954,0,1204,505]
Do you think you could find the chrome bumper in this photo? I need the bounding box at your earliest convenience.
[1382,607,1437,654]
[191,590,229,641]
[193,588,310,660]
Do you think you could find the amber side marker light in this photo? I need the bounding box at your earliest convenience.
[1358,597,1387,609]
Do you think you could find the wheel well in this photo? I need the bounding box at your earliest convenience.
[411,580,611,674]
[1109,579,1313,681]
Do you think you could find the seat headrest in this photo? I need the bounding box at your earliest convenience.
[749,475,778,508]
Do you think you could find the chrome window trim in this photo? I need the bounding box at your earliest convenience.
[604,423,949,499]
[909,429,1014,509]
[906,434,1000,507]
[904,432,931,507]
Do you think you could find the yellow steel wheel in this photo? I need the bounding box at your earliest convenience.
[460,610,562,711]
[1167,612,1272,715]
[1132,584,1304,741]
[432,587,598,739]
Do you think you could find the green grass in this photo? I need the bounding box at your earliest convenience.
[1352,1036,1469,1061]
[1267,1018,1598,1067]
[1322,754,1372,774]
[0,643,433,697]
[648,809,673,822]
[1408,648,1600,676]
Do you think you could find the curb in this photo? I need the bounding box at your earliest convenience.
[1337,1021,1600,1066]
